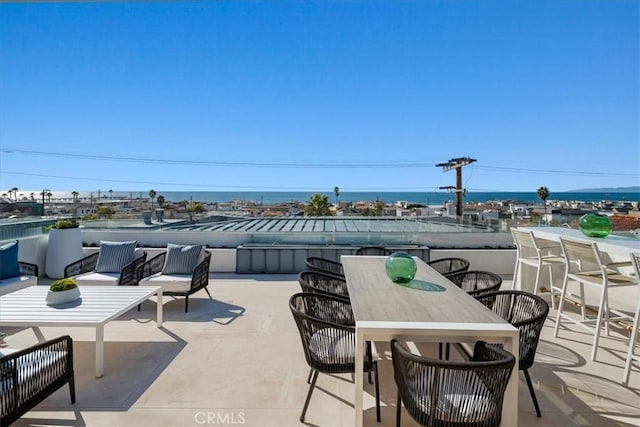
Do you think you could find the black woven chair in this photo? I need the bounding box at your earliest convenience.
[304,256,345,278]
[445,270,503,298]
[137,251,212,312]
[289,292,380,423]
[355,246,392,256]
[0,335,75,426]
[475,290,549,418]
[298,270,349,300]
[391,339,515,427]
[64,249,147,286]
[427,257,470,276]
[18,261,39,277]
[440,271,503,360]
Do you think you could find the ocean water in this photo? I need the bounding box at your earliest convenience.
[42,190,640,205]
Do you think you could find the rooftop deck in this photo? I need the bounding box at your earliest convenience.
[2,275,639,427]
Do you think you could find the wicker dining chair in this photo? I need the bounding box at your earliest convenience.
[391,339,515,427]
[298,270,350,300]
[441,270,503,359]
[475,290,549,417]
[427,257,470,276]
[289,292,380,423]
[355,246,392,256]
[445,270,503,298]
[304,256,345,278]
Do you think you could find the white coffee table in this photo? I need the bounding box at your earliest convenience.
[0,285,163,377]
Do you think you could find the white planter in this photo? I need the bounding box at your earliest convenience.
[45,228,84,279]
[46,287,81,305]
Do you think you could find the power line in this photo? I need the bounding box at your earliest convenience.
[0,170,443,191]
[2,148,636,177]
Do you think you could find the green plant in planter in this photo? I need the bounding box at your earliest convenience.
[49,278,78,292]
[52,218,80,229]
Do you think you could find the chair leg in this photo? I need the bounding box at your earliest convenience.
[591,284,608,361]
[554,275,570,337]
[396,388,402,427]
[204,287,212,299]
[534,262,543,296]
[69,375,76,404]
[523,369,541,417]
[622,292,640,385]
[306,368,313,384]
[184,296,189,313]
[300,370,319,422]
[512,260,520,290]
[547,265,557,310]
[374,361,381,422]
[137,303,141,312]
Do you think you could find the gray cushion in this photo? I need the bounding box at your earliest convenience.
[94,240,137,273]
[161,244,204,275]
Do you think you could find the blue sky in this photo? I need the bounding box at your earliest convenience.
[0,0,638,194]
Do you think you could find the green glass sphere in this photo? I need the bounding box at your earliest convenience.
[385,252,417,284]
[579,213,612,238]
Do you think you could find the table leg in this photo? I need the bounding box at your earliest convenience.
[32,326,45,342]
[96,325,104,378]
[501,331,519,426]
[354,327,364,427]
[156,288,163,327]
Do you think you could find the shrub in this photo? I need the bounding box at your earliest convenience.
[52,218,79,229]
[49,278,78,292]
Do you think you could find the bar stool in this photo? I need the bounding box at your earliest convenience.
[511,229,565,308]
[622,252,640,385]
[554,237,636,361]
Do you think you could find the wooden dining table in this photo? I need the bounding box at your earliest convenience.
[341,255,519,427]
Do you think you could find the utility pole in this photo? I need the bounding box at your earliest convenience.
[436,156,477,220]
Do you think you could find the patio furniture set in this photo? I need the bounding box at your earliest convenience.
[293,249,545,426]
[0,240,213,424]
[513,227,640,386]
[63,241,212,312]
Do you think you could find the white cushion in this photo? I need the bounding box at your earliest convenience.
[0,349,68,396]
[74,272,121,286]
[0,275,37,296]
[94,240,137,273]
[139,273,192,292]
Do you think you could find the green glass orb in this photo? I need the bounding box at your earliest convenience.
[385,252,417,284]
[579,213,612,238]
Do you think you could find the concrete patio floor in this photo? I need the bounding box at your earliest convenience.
[1,275,639,427]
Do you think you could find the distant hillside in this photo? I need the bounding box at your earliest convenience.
[568,186,640,193]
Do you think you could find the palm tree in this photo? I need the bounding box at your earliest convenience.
[156,195,165,208]
[537,186,549,226]
[40,189,50,212]
[109,189,113,200]
[149,189,157,210]
[47,192,53,205]
[71,191,79,204]
[334,186,340,207]
[304,193,333,216]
